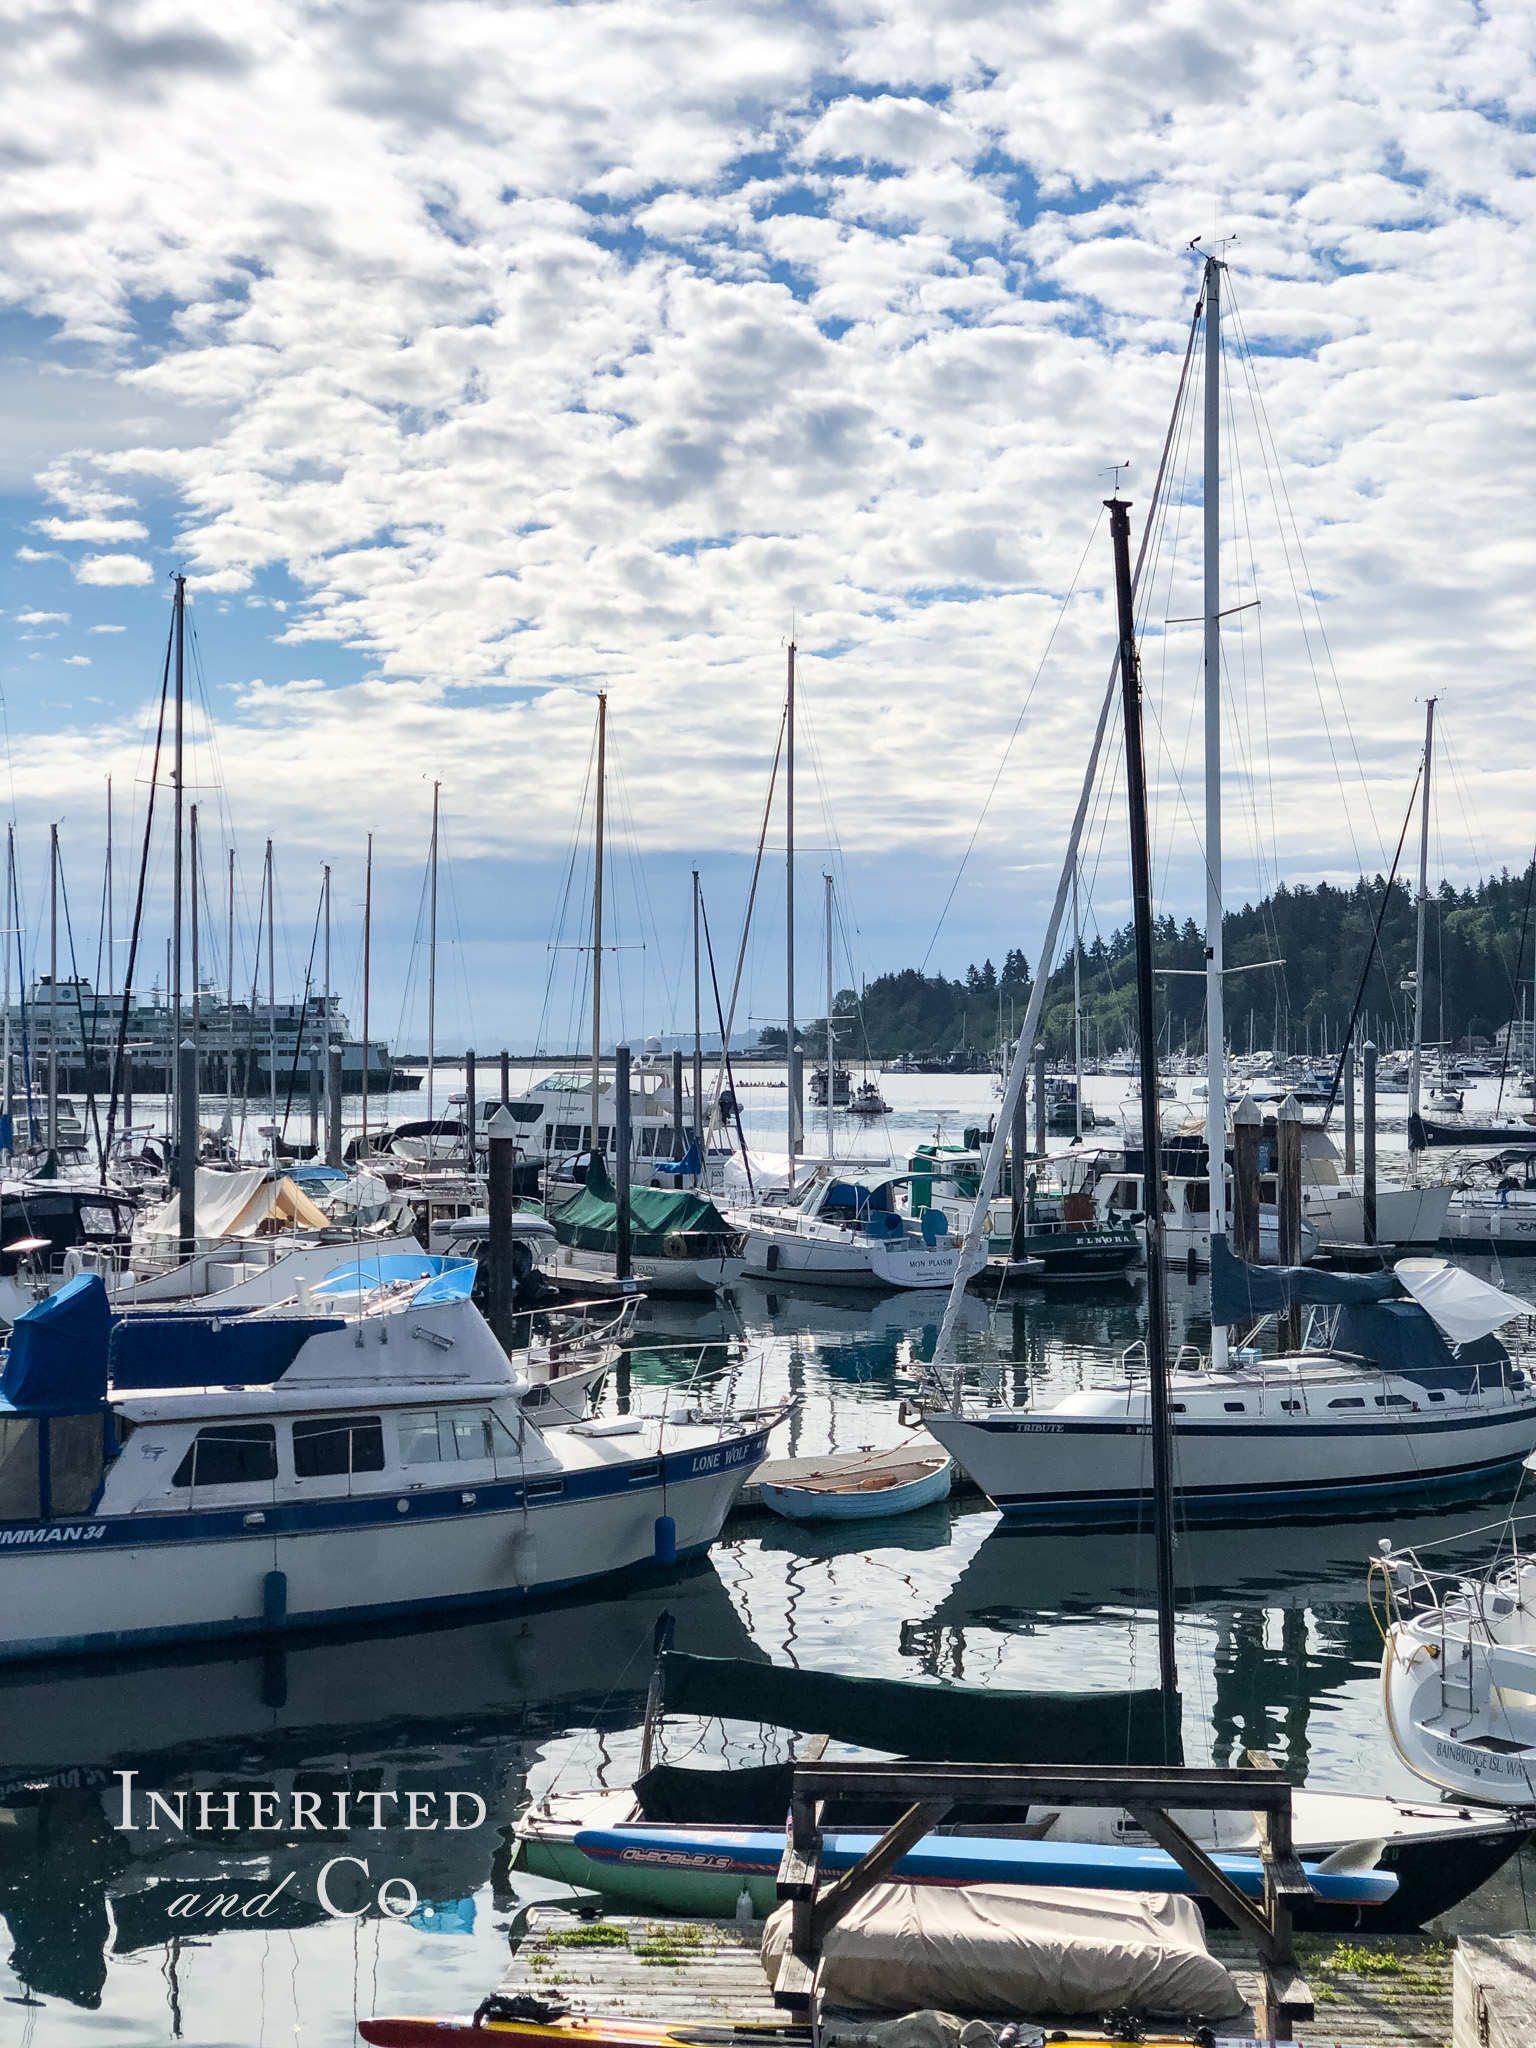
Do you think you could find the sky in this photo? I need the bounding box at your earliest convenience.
[0,0,1532,1053]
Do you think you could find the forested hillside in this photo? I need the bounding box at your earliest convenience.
[788,868,1536,1062]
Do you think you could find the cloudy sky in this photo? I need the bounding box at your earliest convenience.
[1,0,1531,1052]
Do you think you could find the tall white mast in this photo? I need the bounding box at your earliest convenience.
[427,780,440,1129]
[825,870,835,1161]
[786,640,799,1179]
[1202,255,1230,1368]
[2,826,11,1146]
[266,841,276,1144]
[1408,698,1437,1137]
[590,694,607,1158]
[48,824,58,1156]
[1072,854,1084,1144]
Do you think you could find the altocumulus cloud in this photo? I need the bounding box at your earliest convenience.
[0,0,1532,891]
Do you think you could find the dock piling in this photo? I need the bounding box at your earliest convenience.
[326,1044,343,1166]
[177,1037,197,1252]
[615,1043,632,1280]
[486,1104,518,1349]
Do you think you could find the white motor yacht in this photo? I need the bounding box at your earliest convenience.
[0,1262,783,1660]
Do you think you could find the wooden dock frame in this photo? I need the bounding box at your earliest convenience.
[772,1762,1315,2041]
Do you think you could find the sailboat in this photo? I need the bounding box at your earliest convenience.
[923,257,1536,1525]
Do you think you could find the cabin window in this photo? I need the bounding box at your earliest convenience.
[1223,1401,1246,1413]
[640,1128,657,1157]
[1186,1184,1211,1214]
[1329,1397,1365,1409]
[292,1416,386,1479]
[79,1204,117,1236]
[1281,1399,1302,1412]
[397,1410,494,1465]
[526,1478,565,1501]
[1169,1403,1186,1413]
[627,1461,662,1483]
[553,1124,582,1151]
[0,1416,40,1519]
[172,1425,278,1488]
[1428,1391,1447,1403]
[1376,1394,1413,1409]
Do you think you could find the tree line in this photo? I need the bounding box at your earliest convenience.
[776,867,1536,1062]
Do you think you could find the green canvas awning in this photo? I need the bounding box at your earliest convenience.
[552,1154,740,1258]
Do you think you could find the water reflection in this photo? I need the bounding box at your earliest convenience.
[0,1562,757,2011]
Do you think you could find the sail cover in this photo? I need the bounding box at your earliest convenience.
[658,1651,1181,1766]
[552,1155,737,1257]
[0,1273,111,1414]
[1393,1258,1536,1344]
[1210,1239,1397,1326]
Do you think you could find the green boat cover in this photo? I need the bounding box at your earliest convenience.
[552,1155,739,1258]
[658,1651,1181,1766]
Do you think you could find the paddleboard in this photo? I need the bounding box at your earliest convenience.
[571,1824,1399,1906]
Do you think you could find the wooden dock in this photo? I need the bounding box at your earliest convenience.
[496,1910,1456,2044]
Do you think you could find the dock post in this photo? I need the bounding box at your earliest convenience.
[671,1049,685,1160]
[1343,1043,1356,1174]
[326,1044,343,1166]
[500,1048,510,1106]
[1232,1094,1261,1264]
[308,1051,320,1157]
[1033,1042,1046,1155]
[177,1037,198,1254]
[615,1043,632,1280]
[1277,1094,1303,1349]
[464,1049,476,1173]
[486,1104,518,1350]
[1362,1041,1377,1245]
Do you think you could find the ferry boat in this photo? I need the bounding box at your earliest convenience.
[0,1264,782,1661]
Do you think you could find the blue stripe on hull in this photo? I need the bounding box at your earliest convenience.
[992,1451,1528,1523]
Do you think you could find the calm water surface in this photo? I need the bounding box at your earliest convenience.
[5,1068,1534,2042]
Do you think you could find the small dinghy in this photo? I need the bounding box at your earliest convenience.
[758,1453,952,1523]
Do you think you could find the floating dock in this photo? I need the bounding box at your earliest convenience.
[491,1910,1456,2045]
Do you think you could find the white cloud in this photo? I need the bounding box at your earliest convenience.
[0,0,1529,1025]
[35,514,149,541]
[15,547,62,562]
[73,553,154,586]
[87,622,127,633]
[15,610,69,624]
[62,654,91,665]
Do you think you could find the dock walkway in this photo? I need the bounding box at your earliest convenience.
[496,1910,1455,2045]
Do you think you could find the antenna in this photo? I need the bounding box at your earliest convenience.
[1100,459,1132,496]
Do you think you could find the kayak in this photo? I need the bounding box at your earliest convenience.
[360,2022,1226,2048]
[572,1823,1399,1907]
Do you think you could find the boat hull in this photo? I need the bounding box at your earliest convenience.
[0,1425,775,1663]
[737,1226,984,1292]
[757,1457,952,1523]
[924,1404,1536,1523]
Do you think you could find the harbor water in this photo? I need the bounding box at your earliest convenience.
[3,1064,1533,2041]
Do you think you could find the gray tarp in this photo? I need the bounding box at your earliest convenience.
[761,1882,1245,2019]
[1210,1238,1397,1326]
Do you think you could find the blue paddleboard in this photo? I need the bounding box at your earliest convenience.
[572,1824,1398,1906]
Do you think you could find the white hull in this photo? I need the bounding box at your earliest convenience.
[925,1378,1536,1522]
[1383,1590,1536,1804]
[0,1437,770,1662]
[549,1244,744,1297]
[1304,1184,1452,1248]
[737,1223,984,1290]
[1440,1193,1536,1250]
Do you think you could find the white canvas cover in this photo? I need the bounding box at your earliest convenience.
[137,1169,330,1243]
[1394,1257,1536,1344]
[760,1882,1245,2020]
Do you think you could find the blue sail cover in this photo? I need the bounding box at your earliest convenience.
[0,1273,111,1414]
[1210,1238,1398,1326]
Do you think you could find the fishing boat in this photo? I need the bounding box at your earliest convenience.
[808,1065,850,1109]
[846,1080,889,1118]
[0,1266,783,1660]
[1438,1149,1536,1249]
[757,1451,951,1522]
[907,1146,1140,1283]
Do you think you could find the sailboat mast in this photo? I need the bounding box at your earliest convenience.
[692,868,703,1149]
[266,841,276,1142]
[1108,493,1178,1708]
[362,832,373,1151]
[1072,854,1084,1143]
[226,849,235,1115]
[323,863,331,1068]
[2,827,11,1141]
[590,693,607,1160]
[1408,698,1436,1133]
[825,870,835,1160]
[786,640,799,1180]
[171,575,185,1105]
[105,776,114,1000]
[48,824,58,1155]
[1201,256,1230,1371]
[427,780,439,1129]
